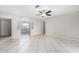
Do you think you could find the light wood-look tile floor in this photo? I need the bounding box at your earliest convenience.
[0,35,79,53]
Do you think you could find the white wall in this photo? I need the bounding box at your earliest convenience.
[12,17,21,39]
[12,17,44,39]
[0,14,43,39]
[45,12,79,40]
[30,18,43,36]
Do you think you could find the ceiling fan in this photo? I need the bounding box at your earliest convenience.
[35,5,52,17]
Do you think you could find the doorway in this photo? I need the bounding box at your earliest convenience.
[0,18,11,37]
[20,21,31,35]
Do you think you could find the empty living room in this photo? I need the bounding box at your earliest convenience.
[0,5,79,53]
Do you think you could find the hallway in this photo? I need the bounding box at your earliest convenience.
[0,35,79,53]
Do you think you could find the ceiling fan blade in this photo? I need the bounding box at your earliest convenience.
[46,14,51,16]
[35,5,40,8]
[46,11,51,13]
[38,11,43,14]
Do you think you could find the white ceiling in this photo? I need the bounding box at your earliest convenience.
[0,5,79,18]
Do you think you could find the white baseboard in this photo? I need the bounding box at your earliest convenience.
[46,34,79,41]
